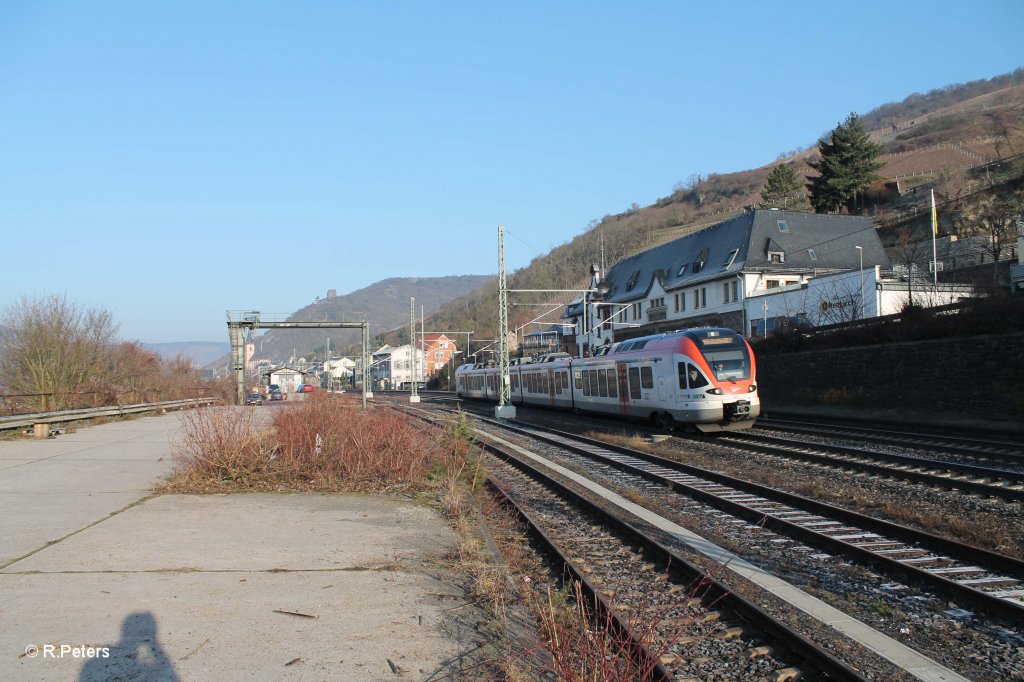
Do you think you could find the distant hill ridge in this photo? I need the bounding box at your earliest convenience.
[252,275,491,363]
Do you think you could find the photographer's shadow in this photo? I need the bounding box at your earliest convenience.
[80,611,178,682]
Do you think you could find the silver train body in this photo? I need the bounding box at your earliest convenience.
[455,328,760,432]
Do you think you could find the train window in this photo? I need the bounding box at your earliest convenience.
[688,364,709,389]
[574,371,582,390]
[628,367,641,399]
[598,369,608,397]
[561,372,569,389]
[582,370,591,396]
[512,374,518,390]
[542,373,549,394]
[607,371,617,398]
[554,374,561,395]
[589,370,598,396]
[641,366,654,389]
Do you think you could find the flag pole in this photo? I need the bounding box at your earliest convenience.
[930,189,938,284]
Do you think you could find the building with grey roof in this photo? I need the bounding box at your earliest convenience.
[562,209,893,353]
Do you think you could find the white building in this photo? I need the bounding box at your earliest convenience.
[370,344,426,389]
[324,357,356,389]
[266,367,307,395]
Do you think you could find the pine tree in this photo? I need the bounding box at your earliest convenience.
[759,163,810,210]
[807,113,884,214]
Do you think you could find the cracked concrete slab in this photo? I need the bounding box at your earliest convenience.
[0,412,485,681]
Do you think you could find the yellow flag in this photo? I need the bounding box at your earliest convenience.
[931,190,938,236]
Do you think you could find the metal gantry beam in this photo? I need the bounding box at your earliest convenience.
[226,313,371,408]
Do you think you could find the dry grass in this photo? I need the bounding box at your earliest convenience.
[162,394,470,493]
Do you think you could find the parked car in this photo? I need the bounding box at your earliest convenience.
[269,390,284,401]
[245,393,263,406]
[295,384,317,393]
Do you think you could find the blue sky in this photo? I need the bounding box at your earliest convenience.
[2,1,1021,343]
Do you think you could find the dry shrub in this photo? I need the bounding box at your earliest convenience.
[165,405,276,491]
[272,393,460,489]
[165,394,471,492]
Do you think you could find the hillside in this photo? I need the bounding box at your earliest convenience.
[251,275,491,363]
[407,69,1024,355]
[142,341,229,367]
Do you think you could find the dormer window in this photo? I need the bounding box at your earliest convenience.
[807,248,818,261]
[692,247,709,273]
[777,220,790,233]
[768,251,785,264]
[625,270,640,291]
[677,263,688,276]
[722,248,739,270]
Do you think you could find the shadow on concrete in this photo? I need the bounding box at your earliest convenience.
[80,611,178,682]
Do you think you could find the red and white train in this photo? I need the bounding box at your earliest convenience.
[455,327,759,432]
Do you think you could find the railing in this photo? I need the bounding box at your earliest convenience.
[0,397,219,434]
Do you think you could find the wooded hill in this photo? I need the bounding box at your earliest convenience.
[394,69,1024,358]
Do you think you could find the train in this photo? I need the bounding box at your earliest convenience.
[455,327,759,432]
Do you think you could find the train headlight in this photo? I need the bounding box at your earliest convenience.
[707,388,723,395]
[748,385,757,392]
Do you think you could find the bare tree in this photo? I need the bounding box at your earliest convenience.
[955,190,1024,285]
[893,228,927,309]
[0,295,119,410]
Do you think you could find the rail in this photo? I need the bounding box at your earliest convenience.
[0,398,219,434]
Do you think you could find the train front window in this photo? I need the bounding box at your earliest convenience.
[691,332,751,382]
[704,350,749,381]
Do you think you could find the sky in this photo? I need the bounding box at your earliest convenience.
[2,1,1022,343]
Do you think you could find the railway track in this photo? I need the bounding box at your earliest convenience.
[475,416,1024,625]
[756,416,1024,468]
[715,431,1024,503]
[483,453,866,681]
[390,397,1023,678]
[446,413,986,681]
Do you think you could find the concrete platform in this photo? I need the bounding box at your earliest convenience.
[0,413,486,681]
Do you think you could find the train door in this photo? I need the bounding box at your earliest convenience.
[657,375,669,402]
[616,364,630,414]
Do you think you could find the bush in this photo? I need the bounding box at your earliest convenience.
[165,395,470,493]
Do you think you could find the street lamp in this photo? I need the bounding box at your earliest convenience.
[854,246,865,320]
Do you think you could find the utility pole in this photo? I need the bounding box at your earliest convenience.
[409,297,419,403]
[496,226,515,418]
[855,245,865,320]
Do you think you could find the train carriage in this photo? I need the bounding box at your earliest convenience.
[455,328,758,432]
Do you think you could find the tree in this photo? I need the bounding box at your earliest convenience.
[0,295,119,410]
[955,189,1024,285]
[760,163,810,210]
[806,113,885,214]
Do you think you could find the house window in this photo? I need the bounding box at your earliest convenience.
[807,248,818,261]
[777,220,790,233]
[767,279,780,289]
[722,248,739,270]
[649,297,664,309]
[693,288,707,309]
[632,302,642,319]
[625,270,640,291]
[731,281,738,301]
[677,263,688,277]
[769,251,785,264]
